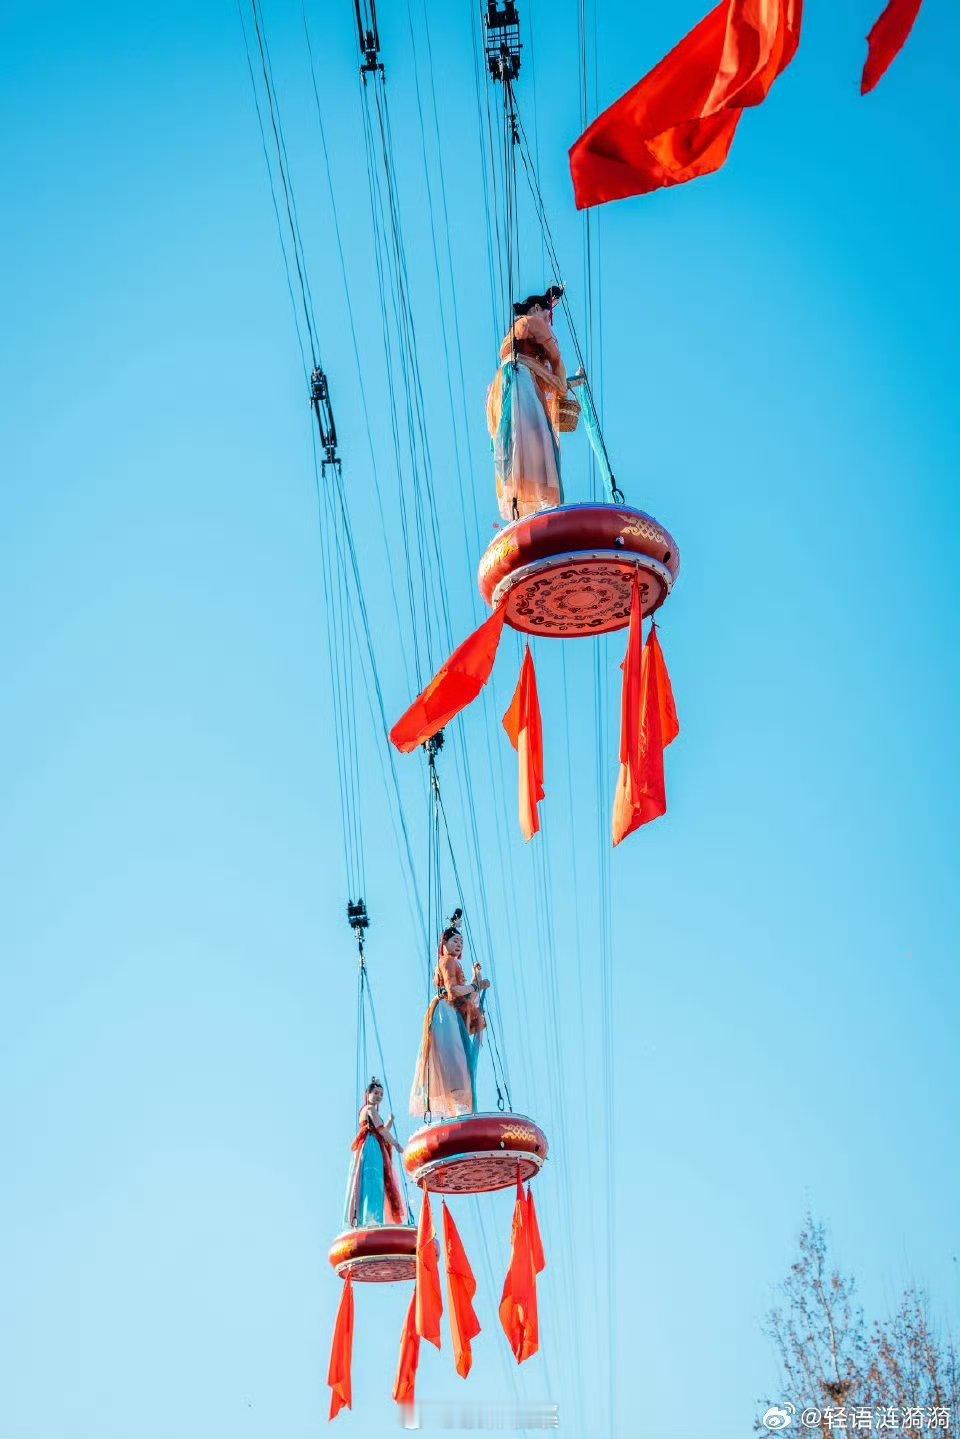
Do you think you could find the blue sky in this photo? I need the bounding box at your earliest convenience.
[1,2,958,1437]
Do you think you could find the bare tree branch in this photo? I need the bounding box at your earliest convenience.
[757,1217,957,1436]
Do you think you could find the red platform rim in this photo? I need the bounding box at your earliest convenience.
[477,502,679,637]
[328,1223,418,1282]
[403,1111,548,1195]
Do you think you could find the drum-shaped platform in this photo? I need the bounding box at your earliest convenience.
[328,1224,418,1282]
[478,502,680,637]
[403,1112,548,1195]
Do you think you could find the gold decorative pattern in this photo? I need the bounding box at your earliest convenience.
[478,535,519,580]
[403,1137,432,1169]
[498,1124,543,1148]
[618,516,668,547]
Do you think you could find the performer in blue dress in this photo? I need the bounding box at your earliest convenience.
[342,1078,408,1228]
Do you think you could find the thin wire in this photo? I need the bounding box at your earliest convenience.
[362,961,414,1212]
[236,0,310,380]
[248,0,319,366]
[240,0,369,903]
[435,782,512,1108]
[470,4,503,344]
[301,0,415,697]
[354,27,520,1104]
[512,100,622,501]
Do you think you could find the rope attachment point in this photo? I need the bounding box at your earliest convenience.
[310,366,340,472]
[353,0,384,78]
[347,897,370,964]
[484,2,522,82]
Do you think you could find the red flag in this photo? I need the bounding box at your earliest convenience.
[570,2,737,207]
[442,1202,481,1379]
[861,0,923,94]
[326,1277,355,1421]
[499,1172,539,1364]
[569,0,800,208]
[502,644,545,841]
[612,579,667,844]
[647,624,680,749]
[390,606,508,754]
[415,1192,443,1348]
[392,1291,421,1411]
[524,1185,546,1277]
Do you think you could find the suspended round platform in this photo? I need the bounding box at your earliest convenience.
[403,1112,548,1195]
[478,502,680,637]
[328,1224,418,1283]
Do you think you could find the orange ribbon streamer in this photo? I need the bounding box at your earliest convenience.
[524,1184,546,1277]
[612,577,675,844]
[326,1277,354,1421]
[442,1201,482,1378]
[392,1290,421,1412]
[502,643,545,841]
[499,1172,540,1364]
[647,622,680,750]
[415,1191,443,1349]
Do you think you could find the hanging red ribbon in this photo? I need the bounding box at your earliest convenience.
[647,622,680,750]
[524,1184,546,1278]
[502,643,545,841]
[861,0,924,94]
[392,1290,421,1412]
[612,577,674,844]
[442,1201,481,1378]
[390,607,508,753]
[326,1277,355,1421]
[499,1171,540,1364]
[415,1192,443,1349]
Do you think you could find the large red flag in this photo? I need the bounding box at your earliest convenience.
[326,1277,355,1421]
[415,1192,443,1348]
[392,1291,421,1411]
[569,0,800,208]
[499,1172,539,1364]
[442,1202,482,1379]
[861,0,924,94]
[390,606,508,753]
[502,644,545,842]
[612,579,667,844]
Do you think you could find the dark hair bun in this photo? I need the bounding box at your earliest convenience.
[513,284,564,317]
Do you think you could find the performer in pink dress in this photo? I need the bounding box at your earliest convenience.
[409,915,490,1119]
[486,285,571,521]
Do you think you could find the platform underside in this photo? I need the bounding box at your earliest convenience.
[329,1225,417,1282]
[493,551,672,637]
[334,1252,416,1282]
[409,1149,543,1195]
